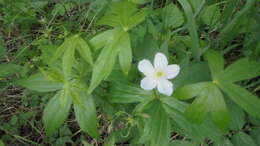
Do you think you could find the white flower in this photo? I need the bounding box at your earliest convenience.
[138,52,180,96]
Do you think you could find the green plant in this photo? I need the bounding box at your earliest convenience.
[1,0,260,145]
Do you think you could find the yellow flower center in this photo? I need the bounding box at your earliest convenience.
[155,71,165,78]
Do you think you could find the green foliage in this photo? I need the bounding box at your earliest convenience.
[1,0,260,145]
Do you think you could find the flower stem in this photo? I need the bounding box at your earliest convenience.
[153,89,159,99]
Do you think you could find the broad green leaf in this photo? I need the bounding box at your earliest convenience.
[89,30,115,50]
[178,0,201,60]
[62,45,76,80]
[207,85,230,132]
[173,82,210,100]
[108,82,152,103]
[184,90,208,124]
[0,64,27,78]
[118,32,132,74]
[185,83,230,132]
[148,101,171,146]
[76,36,93,66]
[205,50,225,80]
[163,100,224,142]
[16,73,63,92]
[251,127,260,146]
[220,58,260,82]
[88,29,126,93]
[231,132,257,146]
[227,100,245,130]
[219,82,260,119]
[43,92,72,136]
[173,61,211,88]
[161,97,188,113]
[74,92,99,138]
[160,3,184,29]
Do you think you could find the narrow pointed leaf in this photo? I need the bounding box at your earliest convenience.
[74,92,99,138]
[173,82,210,100]
[220,58,260,82]
[118,32,132,74]
[16,73,63,92]
[178,0,201,60]
[50,37,73,63]
[88,30,126,93]
[89,30,116,50]
[62,45,76,80]
[76,36,93,65]
[43,92,72,136]
[205,50,225,79]
[219,81,260,119]
[148,101,171,146]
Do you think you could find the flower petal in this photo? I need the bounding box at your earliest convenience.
[154,52,168,69]
[140,77,157,90]
[157,79,173,96]
[138,59,155,76]
[165,64,180,79]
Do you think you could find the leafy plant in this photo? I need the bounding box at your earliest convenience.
[1,0,260,145]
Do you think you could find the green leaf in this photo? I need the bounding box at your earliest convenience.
[74,92,99,138]
[127,9,150,30]
[231,132,257,146]
[43,92,72,136]
[214,139,234,146]
[62,44,76,80]
[218,0,255,48]
[108,82,152,103]
[160,3,184,29]
[118,32,132,74]
[177,0,201,60]
[98,0,147,30]
[88,29,126,93]
[16,73,63,92]
[148,101,171,146]
[76,36,93,66]
[173,82,210,100]
[219,82,260,119]
[170,140,195,146]
[251,127,260,146]
[188,0,204,13]
[173,61,211,88]
[50,37,73,63]
[163,99,224,142]
[161,97,188,113]
[220,58,260,82]
[227,100,245,130]
[0,64,27,78]
[89,30,116,50]
[205,50,225,80]
[185,83,230,132]
[201,4,221,27]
